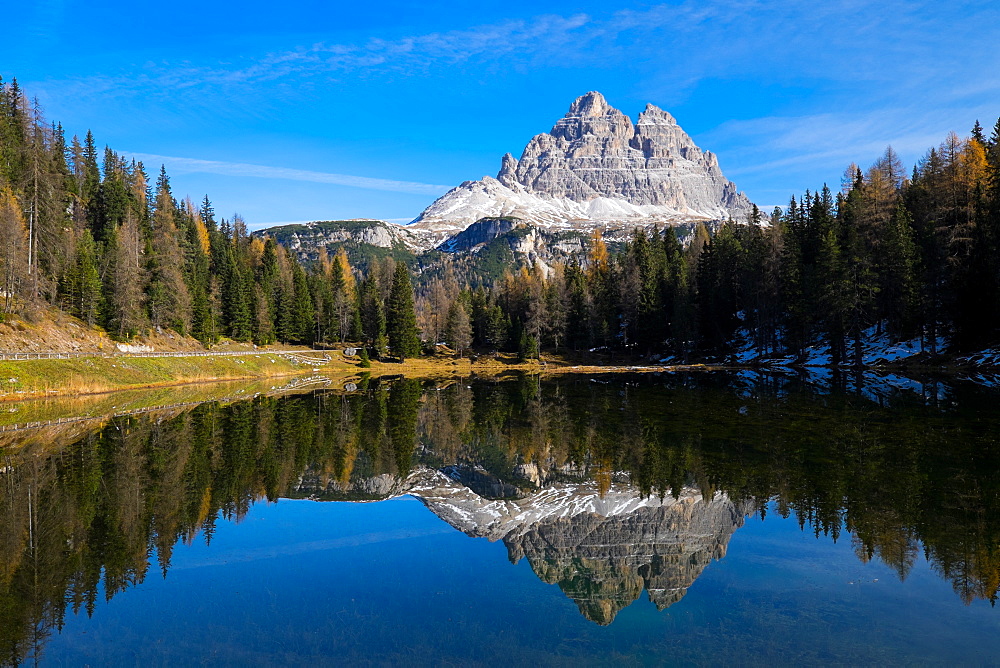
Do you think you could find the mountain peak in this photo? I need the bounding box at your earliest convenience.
[497,152,519,187]
[567,91,611,116]
[638,103,676,125]
[550,91,631,143]
[412,93,752,230]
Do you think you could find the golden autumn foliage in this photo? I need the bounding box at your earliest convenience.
[333,248,356,297]
[588,228,609,275]
[248,236,266,268]
[194,214,211,255]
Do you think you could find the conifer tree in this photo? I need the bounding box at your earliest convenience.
[586,230,613,346]
[252,284,274,345]
[386,262,420,360]
[147,166,191,333]
[446,298,472,356]
[331,248,359,341]
[81,130,100,202]
[254,237,279,342]
[108,215,147,338]
[564,263,591,351]
[276,275,297,344]
[817,219,848,364]
[544,269,569,349]
[310,248,335,344]
[290,262,315,344]
[485,303,509,352]
[756,209,785,355]
[881,204,919,339]
[200,196,217,234]
[840,184,880,366]
[359,274,387,357]
[518,328,538,361]
[696,222,744,352]
[72,229,102,325]
[522,267,547,358]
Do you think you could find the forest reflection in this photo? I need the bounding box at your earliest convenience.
[1,371,999,662]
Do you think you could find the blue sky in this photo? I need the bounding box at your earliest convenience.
[4,0,999,228]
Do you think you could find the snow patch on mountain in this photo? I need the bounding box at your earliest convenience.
[410,176,725,235]
[402,467,726,541]
[411,91,753,231]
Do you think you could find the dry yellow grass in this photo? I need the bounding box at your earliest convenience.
[0,347,712,407]
[351,351,710,380]
[0,353,357,402]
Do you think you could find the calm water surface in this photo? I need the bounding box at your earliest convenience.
[2,372,999,665]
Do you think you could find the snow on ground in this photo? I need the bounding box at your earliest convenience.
[857,372,936,403]
[870,373,926,394]
[730,326,964,369]
[957,371,1000,388]
[957,347,1000,367]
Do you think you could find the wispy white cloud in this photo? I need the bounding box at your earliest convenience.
[42,12,597,102]
[35,1,1000,116]
[707,101,1000,192]
[125,152,450,196]
[27,0,1000,220]
[27,0,66,47]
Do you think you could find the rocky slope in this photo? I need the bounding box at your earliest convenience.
[256,216,603,285]
[410,91,753,232]
[259,219,437,260]
[255,92,748,272]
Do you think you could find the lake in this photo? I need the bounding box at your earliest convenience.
[1,371,998,666]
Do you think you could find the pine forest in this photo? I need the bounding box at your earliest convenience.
[2,76,999,365]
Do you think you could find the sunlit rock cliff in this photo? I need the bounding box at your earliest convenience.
[255,92,752,273]
[410,91,753,233]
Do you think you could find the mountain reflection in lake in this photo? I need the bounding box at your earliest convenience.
[1,371,999,665]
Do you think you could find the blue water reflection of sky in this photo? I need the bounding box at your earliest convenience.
[42,497,1000,666]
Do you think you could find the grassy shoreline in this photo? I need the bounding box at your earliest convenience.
[0,354,713,449]
[0,345,988,406]
[0,349,714,404]
[0,351,988,452]
[0,353,344,402]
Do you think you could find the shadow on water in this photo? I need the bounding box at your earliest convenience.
[0,369,999,663]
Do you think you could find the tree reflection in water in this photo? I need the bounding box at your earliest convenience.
[1,371,999,662]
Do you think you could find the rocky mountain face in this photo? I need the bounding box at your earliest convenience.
[294,465,750,624]
[256,93,750,276]
[438,216,522,252]
[259,219,435,260]
[257,219,440,275]
[505,501,745,624]
[257,216,600,286]
[409,469,750,625]
[410,91,753,232]
[436,216,592,276]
